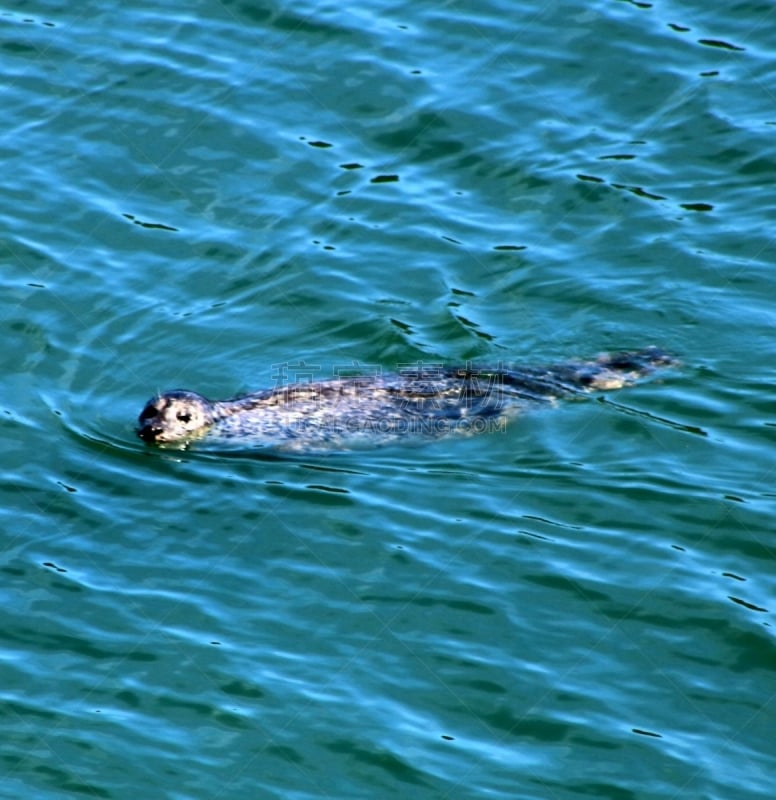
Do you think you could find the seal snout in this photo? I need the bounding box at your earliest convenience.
[137,422,161,442]
[136,402,163,442]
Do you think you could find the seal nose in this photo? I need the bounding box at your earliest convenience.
[137,403,161,442]
[137,424,160,442]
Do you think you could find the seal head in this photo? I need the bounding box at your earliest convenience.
[137,390,215,444]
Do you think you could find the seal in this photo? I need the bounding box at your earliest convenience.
[137,347,675,453]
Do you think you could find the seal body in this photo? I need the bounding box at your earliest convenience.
[136,348,675,453]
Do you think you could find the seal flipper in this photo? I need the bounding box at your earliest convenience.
[497,347,677,395]
[583,347,677,390]
[597,347,676,372]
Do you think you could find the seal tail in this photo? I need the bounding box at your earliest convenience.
[582,346,677,391]
[490,347,676,401]
[597,346,675,370]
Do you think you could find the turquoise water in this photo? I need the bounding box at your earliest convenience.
[3,1,775,798]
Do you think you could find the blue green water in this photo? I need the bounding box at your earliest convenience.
[3,1,775,797]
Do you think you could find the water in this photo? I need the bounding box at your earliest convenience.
[2,1,774,798]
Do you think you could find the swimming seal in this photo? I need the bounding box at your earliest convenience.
[137,347,675,453]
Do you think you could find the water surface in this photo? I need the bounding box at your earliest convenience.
[2,1,775,798]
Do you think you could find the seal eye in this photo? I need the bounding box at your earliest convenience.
[177,412,192,423]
